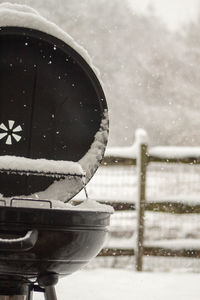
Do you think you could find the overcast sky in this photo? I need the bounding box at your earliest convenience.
[128,0,200,31]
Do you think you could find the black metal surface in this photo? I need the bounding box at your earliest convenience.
[44,285,57,300]
[0,26,107,197]
[0,206,110,279]
[0,277,29,296]
[0,167,85,179]
[0,205,110,227]
[38,274,58,300]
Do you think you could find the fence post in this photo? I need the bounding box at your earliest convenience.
[135,129,148,271]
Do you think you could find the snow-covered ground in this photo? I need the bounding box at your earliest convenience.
[34,268,200,300]
[75,163,200,203]
[75,163,200,272]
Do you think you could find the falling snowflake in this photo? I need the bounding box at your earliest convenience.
[0,120,23,145]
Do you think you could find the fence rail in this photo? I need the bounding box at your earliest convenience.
[100,247,200,258]
[98,129,200,271]
[96,201,200,213]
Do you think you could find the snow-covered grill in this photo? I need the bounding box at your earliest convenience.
[0,4,112,300]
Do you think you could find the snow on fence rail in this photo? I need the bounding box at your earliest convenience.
[98,129,200,271]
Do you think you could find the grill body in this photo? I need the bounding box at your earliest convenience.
[0,206,110,278]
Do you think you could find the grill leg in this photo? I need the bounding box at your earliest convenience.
[44,286,57,300]
[38,274,58,300]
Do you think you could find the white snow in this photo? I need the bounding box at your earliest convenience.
[33,110,108,203]
[106,146,200,163]
[34,268,200,300]
[135,128,148,145]
[105,230,200,250]
[105,143,137,159]
[150,146,200,159]
[106,144,200,160]
[76,198,114,213]
[79,109,109,180]
[0,155,84,177]
[9,197,114,213]
[105,129,200,160]
[109,144,200,159]
[145,239,200,250]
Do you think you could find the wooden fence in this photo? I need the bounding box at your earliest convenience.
[98,130,200,271]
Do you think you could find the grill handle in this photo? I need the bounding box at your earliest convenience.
[0,229,38,251]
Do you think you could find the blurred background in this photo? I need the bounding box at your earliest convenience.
[2,0,200,147]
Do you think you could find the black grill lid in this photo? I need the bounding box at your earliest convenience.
[0,27,108,199]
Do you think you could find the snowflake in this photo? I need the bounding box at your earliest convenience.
[0,120,23,145]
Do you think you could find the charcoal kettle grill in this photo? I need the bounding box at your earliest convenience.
[0,26,111,300]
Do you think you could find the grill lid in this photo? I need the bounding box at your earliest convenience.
[0,25,108,201]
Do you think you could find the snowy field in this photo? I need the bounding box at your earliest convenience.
[76,163,200,203]
[34,268,200,300]
[75,163,200,272]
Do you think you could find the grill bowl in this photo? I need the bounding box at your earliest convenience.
[0,205,111,279]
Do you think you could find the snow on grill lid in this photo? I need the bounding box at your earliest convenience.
[0,155,85,177]
[0,2,101,81]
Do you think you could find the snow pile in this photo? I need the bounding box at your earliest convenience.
[145,239,200,250]
[106,236,200,251]
[10,197,114,213]
[34,268,200,300]
[76,198,114,213]
[105,143,137,159]
[150,146,200,159]
[107,144,200,160]
[79,109,109,180]
[0,155,84,177]
[135,128,148,145]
